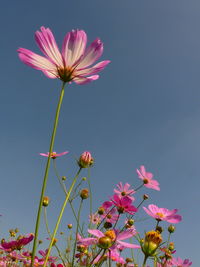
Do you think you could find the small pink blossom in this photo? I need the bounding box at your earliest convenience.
[136,165,160,191]
[170,257,192,266]
[111,194,137,215]
[39,151,69,159]
[143,204,182,223]
[114,182,135,201]
[100,207,119,224]
[18,27,110,84]
[78,151,94,168]
[89,213,101,225]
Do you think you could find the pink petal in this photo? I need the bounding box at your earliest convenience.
[62,30,87,66]
[35,26,63,67]
[39,153,48,157]
[88,229,104,238]
[166,215,182,223]
[117,230,134,241]
[18,48,57,74]
[56,151,69,157]
[73,75,99,85]
[76,60,110,76]
[77,38,104,69]
[117,240,140,249]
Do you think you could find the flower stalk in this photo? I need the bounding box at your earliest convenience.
[31,82,66,266]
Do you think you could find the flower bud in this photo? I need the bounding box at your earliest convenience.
[142,230,162,257]
[98,236,112,249]
[127,219,134,226]
[168,242,175,251]
[15,228,19,233]
[104,222,112,229]
[80,188,89,199]
[62,176,66,181]
[98,207,105,215]
[126,258,133,263]
[143,194,149,200]
[156,226,163,233]
[78,151,94,168]
[38,240,43,244]
[66,248,70,253]
[82,177,87,181]
[67,224,73,229]
[168,225,176,233]
[52,238,58,246]
[42,196,50,207]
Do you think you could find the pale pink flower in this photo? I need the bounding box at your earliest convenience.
[89,213,101,225]
[170,257,192,266]
[111,194,137,215]
[87,229,140,249]
[18,27,110,84]
[114,182,135,201]
[143,204,182,223]
[39,151,68,159]
[100,207,119,224]
[136,165,160,191]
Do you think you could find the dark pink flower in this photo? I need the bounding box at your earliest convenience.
[111,194,137,215]
[18,27,110,84]
[114,182,135,201]
[39,151,68,159]
[143,204,182,223]
[136,165,160,191]
[1,233,34,252]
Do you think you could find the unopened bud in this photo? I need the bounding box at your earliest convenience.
[142,230,162,257]
[82,177,87,181]
[38,240,43,244]
[169,242,175,251]
[104,222,112,229]
[60,232,64,235]
[80,188,89,199]
[62,176,66,181]
[42,196,50,207]
[168,225,176,233]
[78,151,94,168]
[143,194,149,200]
[127,219,134,226]
[156,226,163,233]
[126,258,133,263]
[15,228,19,233]
[67,224,73,229]
[98,236,112,249]
[98,207,105,215]
[66,248,70,253]
[52,238,58,246]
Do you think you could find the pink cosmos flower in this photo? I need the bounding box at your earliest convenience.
[136,165,160,191]
[87,229,140,250]
[78,151,94,168]
[39,151,68,159]
[114,182,135,201]
[100,207,119,224]
[170,257,192,266]
[143,204,182,223]
[18,27,110,84]
[0,233,34,252]
[111,194,137,215]
[89,213,101,225]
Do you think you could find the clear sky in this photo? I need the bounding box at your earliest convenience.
[0,0,199,265]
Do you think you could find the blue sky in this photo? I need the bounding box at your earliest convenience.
[0,0,199,265]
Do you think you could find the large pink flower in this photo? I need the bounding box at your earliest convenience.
[136,165,160,191]
[18,27,110,84]
[143,204,182,223]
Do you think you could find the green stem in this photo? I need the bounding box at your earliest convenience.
[43,207,66,266]
[31,82,66,266]
[87,168,93,229]
[72,199,83,267]
[142,255,148,267]
[134,183,144,192]
[43,168,82,267]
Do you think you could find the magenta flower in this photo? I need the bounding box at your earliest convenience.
[136,165,160,191]
[111,194,137,215]
[18,27,110,84]
[143,204,182,223]
[114,182,135,201]
[1,233,34,252]
[100,207,119,224]
[170,257,192,266]
[39,151,68,159]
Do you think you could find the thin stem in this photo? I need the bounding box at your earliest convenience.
[31,82,66,266]
[43,207,66,266]
[43,168,82,267]
[72,199,83,267]
[87,168,93,229]
[89,248,104,267]
[142,255,148,267]
[134,183,144,192]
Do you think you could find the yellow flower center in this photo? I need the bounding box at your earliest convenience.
[104,230,116,241]
[145,230,162,245]
[156,212,164,218]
